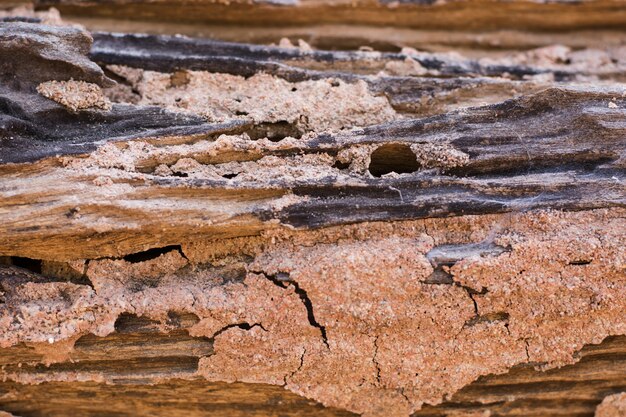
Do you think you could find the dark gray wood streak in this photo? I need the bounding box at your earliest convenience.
[90,32,568,81]
[0,89,250,164]
[143,87,625,227]
[0,23,251,164]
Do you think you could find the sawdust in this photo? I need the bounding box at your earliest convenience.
[37,80,111,111]
[1,208,624,417]
[596,393,626,417]
[106,66,399,132]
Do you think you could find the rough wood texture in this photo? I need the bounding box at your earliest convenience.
[1,315,626,417]
[32,0,626,30]
[1,4,625,417]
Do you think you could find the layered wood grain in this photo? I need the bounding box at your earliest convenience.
[1,6,625,417]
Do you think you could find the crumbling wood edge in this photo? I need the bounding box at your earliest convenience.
[1,17,626,417]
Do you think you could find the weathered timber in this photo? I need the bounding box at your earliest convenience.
[0,23,255,164]
[33,0,626,31]
[0,312,626,417]
[90,32,556,80]
[1,10,625,417]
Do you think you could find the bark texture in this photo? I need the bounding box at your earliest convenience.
[0,4,625,417]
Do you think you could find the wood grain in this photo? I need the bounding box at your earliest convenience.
[1,6,625,417]
[1,314,625,417]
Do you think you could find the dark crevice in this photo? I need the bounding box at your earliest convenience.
[261,272,292,286]
[462,285,488,316]
[9,256,42,274]
[72,272,95,289]
[1,256,94,288]
[258,271,329,348]
[0,246,190,291]
[369,144,421,177]
[332,160,351,170]
[285,348,307,386]
[246,121,303,141]
[464,312,510,327]
[424,244,498,316]
[222,173,239,179]
[524,339,531,362]
[101,67,142,100]
[297,348,306,372]
[423,267,455,285]
[171,171,189,178]
[373,335,382,385]
[166,311,201,329]
[65,207,81,219]
[123,245,186,263]
[399,388,410,404]
[102,67,136,90]
[114,313,162,333]
[71,259,94,288]
[568,259,592,266]
[209,322,267,341]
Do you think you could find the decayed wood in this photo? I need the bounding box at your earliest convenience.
[89,31,626,81]
[1,8,625,417]
[0,313,626,417]
[1,24,624,259]
[0,23,249,164]
[415,335,626,417]
[33,0,626,31]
